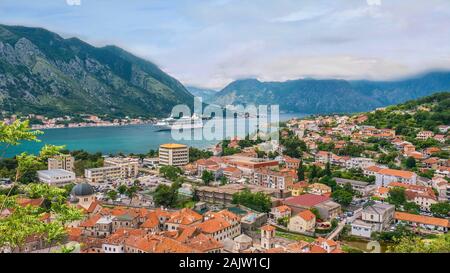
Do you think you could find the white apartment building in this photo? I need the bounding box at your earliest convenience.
[375,168,417,187]
[346,157,375,170]
[159,144,189,166]
[104,157,139,178]
[85,166,122,183]
[37,169,76,186]
[48,154,75,172]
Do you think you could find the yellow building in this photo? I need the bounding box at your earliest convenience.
[288,210,316,233]
[307,183,332,195]
[289,182,309,197]
[159,143,189,166]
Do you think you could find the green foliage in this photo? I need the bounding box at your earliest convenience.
[297,161,305,181]
[281,136,307,158]
[232,189,272,213]
[201,170,214,185]
[153,182,182,208]
[386,187,407,208]
[39,144,66,162]
[0,184,83,249]
[71,150,104,177]
[277,216,289,227]
[373,224,412,243]
[220,176,228,186]
[364,92,450,135]
[332,187,354,206]
[15,153,45,184]
[0,25,195,118]
[106,190,118,201]
[189,147,213,163]
[159,165,182,181]
[430,202,450,218]
[388,233,450,253]
[0,120,42,151]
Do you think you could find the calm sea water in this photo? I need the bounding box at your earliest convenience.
[3,113,307,157]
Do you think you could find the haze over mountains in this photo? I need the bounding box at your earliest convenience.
[0,24,450,117]
[208,72,450,114]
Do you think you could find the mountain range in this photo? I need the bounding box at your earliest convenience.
[1,24,450,118]
[0,24,193,118]
[209,72,450,114]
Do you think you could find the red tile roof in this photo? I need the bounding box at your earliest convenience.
[284,194,330,207]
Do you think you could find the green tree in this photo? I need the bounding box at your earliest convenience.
[297,161,305,181]
[220,176,228,186]
[0,120,42,158]
[126,186,139,204]
[159,165,182,181]
[405,156,417,169]
[332,188,354,206]
[387,187,407,208]
[39,144,66,162]
[153,182,181,208]
[430,202,450,218]
[106,190,118,201]
[117,184,128,195]
[232,189,272,213]
[201,170,214,185]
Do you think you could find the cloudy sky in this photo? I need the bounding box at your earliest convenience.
[1,0,450,89]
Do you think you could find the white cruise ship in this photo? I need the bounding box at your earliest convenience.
[155,113,203,131]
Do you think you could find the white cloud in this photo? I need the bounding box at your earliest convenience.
[367,0,382,6]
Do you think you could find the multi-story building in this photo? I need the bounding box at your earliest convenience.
[253,168,294,193]
[159,143,189,166]
[375,168,417,187]
[85,158,139,183]
[346,157,375,170]
[48,154,75,172]
[416,131,434,140]
[104,157,139,178]
[85,166,122,183]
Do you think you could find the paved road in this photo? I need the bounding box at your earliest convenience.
[327,220,346,240]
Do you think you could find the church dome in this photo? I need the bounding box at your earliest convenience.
[71,183,94,197]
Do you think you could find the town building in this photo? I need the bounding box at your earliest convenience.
[375,168,417,187]
[283,194,341,220]
[159,143,189,166]
[360,203,395,232]
[104,157,139,178]
[85,166,122,183]
[37,169,76,186]
[334,178,376,197]
[253,168,294,194]
[48,154,75,172]
[270,205,292,221]
[287,210,316,233]
[394,212,449,233]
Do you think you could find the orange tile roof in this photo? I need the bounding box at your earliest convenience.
[185,233,223,252]
[261,225,276,232]
[365,165,383,172]
[166,208,203,226]
[274,205,292,214]
[197,218,231,234]
[141,212,159,229]
[378,168,415,179]
[79,214,102,228]
[297,210,316,221]
[17,198,44,208]
[309,245,327,253]
[394,212,449,227]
